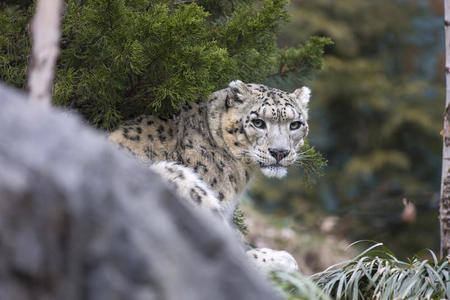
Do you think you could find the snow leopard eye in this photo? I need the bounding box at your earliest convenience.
[289,121,303,130]
[252,119,266,129]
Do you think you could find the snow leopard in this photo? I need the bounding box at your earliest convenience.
[109,80,311,274]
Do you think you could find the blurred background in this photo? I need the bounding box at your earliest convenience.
[245,0,445,274]
[0,0,445,276]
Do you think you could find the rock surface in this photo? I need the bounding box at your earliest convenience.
[0,83,279,300]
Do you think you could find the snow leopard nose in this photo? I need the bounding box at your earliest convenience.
[269,148,290,162]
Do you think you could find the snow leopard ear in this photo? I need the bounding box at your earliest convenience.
[291,86,311,109]
[228,80,252,105]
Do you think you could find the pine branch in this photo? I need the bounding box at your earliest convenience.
[171,0,198,7]
[266,60,306,78]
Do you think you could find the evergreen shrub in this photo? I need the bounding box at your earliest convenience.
[0,0,331,130]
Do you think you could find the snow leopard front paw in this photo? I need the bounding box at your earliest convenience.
[246,248,298,274]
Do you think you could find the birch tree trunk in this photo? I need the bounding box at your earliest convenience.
[440,0,450,258]
[27,0,63,105]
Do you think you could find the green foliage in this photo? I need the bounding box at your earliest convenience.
[297,140,327,183]
[195,0,253,19]
[269,243,450,300]
[232,206,248,236]
[0,4,32,86]
[56,0,232,128]
[271,271,331,300]
[0,0,330,131]
[311,243,450,300]
[268,36,333,85]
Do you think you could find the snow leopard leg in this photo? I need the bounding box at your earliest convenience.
[149,161,228,222]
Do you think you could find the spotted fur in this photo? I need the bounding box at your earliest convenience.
[150,161,227,221]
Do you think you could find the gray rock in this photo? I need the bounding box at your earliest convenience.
[0,83,279,300]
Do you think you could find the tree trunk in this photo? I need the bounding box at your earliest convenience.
[440,0,450,258]
[0,83,278,300]
[27,0,63,105]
